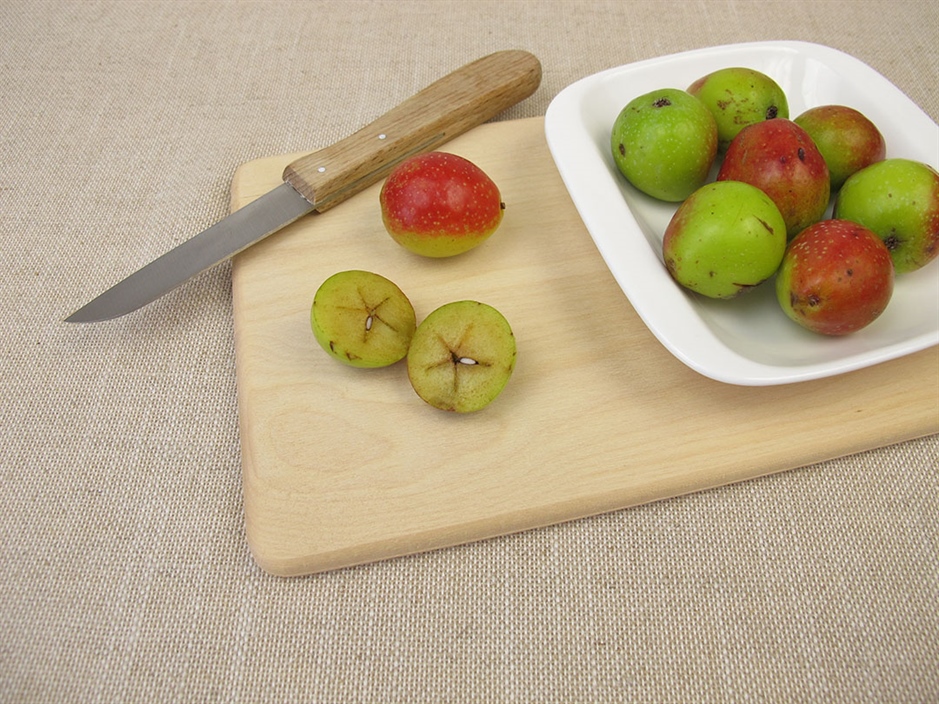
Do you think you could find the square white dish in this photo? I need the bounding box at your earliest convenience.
[544,40,939,385]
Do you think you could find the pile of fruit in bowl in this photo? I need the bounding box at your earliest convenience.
[609,65,938,337]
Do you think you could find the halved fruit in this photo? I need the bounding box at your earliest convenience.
[311,270,416,368]
[407,300,516,412]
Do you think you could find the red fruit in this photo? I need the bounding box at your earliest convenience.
[775,219,894,336]
[379,152,504,258]
[793,105,886,190]
[718,119,830,239]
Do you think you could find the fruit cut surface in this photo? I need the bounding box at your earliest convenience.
[407,300,516,413]
[311,270,417,368]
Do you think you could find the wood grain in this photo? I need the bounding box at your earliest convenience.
[231,117,939,577]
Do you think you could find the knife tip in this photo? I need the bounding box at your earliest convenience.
[63,307,109,323]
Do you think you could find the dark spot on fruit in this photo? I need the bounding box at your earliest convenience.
[797,147,806,161]
[807,294,821,307]
[756,217,774,234]
[884,232,901,250]
[618,143,626,156]
[730,283,756,297]
[846,268,853,276]
[652,97,672,108]
[766,105,779,119]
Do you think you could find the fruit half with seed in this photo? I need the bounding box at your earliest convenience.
[311,270,416,368]
[407,300,516,413]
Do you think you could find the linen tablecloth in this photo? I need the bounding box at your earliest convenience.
[2,1,937,701]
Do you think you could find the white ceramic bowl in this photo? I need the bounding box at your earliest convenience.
[545,41,939,385]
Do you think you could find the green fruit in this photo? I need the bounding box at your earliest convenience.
[311,270,416,368]
[687,67,789,150]
[834,158,939,273]
[610,88,718,202]
[663,181,788,299]
[407,301,516,413]
[380,152,505,258]
[794,105,886,190]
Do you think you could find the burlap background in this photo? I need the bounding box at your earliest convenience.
[2,1,937,701]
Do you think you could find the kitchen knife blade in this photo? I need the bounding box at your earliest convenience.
[65,50,541,323]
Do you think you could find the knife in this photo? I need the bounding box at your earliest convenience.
[65,50,542,323]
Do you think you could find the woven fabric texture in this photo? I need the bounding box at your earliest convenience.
[1,1,937,701]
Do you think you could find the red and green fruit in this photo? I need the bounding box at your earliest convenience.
[794,105,886,190]
[407,300,516,413]
[833,158,939,273]
[610,88,718,202]
[311,270,417,368]
[717,118,830,239]
[379,152,505,257]
[687,66,789,150]
[663,181,788,299]
[775,219,894,336]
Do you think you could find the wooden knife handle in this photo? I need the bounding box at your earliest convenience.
[282,50,542,211]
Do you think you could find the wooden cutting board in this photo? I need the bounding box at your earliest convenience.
[231,117,939,577]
